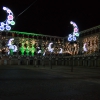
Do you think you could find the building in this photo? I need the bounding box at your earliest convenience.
[0,25,100,67]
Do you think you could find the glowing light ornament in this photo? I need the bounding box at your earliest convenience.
[43,52,45,56]
[31,46,35,56]
[83,43,88,52]
[37,47,42,54]
[48,42,54,53]
[0,6,15,31]
[7,38,18,55]
[59,48,63,54]
[19,43,25,56]
[68,21,79,42]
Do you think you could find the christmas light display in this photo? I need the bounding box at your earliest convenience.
[7,38,18,55]
[37,47,42,54]
[59,48,63,54]
[47,42,54,53]
[0,6,15,31]
[68,21,79,42]
[83,43,88,52]
[6,38,63,56]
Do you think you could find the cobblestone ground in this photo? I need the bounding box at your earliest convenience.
[0,65,100,100]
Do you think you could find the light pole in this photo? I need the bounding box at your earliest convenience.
[67,21,79,72]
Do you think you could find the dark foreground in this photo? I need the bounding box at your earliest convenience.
[0,65,100,100]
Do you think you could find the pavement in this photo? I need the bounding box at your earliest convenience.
[17,65,100,79]
[0,65,100,100]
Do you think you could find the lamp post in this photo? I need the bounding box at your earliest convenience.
[67,21,79,72]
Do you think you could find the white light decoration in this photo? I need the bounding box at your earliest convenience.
[7,38,18,55]
[83,43,88,52]
[37,47,42,54]
[48,42,54,53]
[43,52,45,56]
[68,21,79,42]
[59,48,63,54]
[37,50,41,54]
[0,6,15,31]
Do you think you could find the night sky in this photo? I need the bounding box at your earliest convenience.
[0,0,100,37]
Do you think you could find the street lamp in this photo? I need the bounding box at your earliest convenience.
[67,21,80,72]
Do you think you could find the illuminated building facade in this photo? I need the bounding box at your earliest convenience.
[0,25,100,67]
[0,31,64,65]
[64,25,100,67]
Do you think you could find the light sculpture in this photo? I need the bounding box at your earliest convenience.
[48,42,54,53]
[37,47,42,54]
[5,38,64,56]
[19,43,25,56]
[31,46,35,56]
[83,43,88,52]
[68,21,79,42]
[7,38,18,55]
[0,6,15,31]
[59,48,63,54]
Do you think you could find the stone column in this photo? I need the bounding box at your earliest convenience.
[18,56,21,65]
[49,56,52,69]
[68,57,70,66]
[34,56,37,67]
[85,56,88,67]
[94,56,97,67]
[82,57,85,67]
[61,57,64,66]
[26,57,29,65]
[64,57,66,65]
[9,56,12,65]
[77,57,80,66]
[42,56,45,67]
[65,58,68,66]
[87,57,90,67]
[32,56,34,66]
[55,58,58,66]
[37,56,40,67]
[73,57,75,66]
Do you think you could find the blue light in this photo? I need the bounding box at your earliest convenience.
[0,26,4,31]
[6,25,11,30]
[68,37,72,41]
[73,36,76,41]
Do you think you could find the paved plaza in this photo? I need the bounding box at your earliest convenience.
[0,65,100,100]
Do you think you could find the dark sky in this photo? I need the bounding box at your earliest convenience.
[0,0,100,37]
